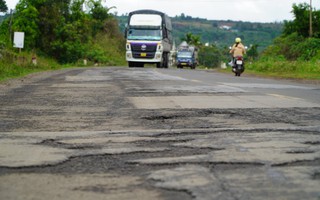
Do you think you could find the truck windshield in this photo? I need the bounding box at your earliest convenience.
[177,51,193,58]
[127,29,162,41]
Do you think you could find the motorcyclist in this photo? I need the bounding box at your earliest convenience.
[229,37,246,66]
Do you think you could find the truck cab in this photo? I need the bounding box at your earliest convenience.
[125,10,173,68]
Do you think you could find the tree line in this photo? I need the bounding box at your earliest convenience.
[0,0,7,13]
[0,0,125,64]
[1,1,319,67]
[262,3,320,62]
[180,3,320,67]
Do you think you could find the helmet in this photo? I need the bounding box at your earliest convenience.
[235,38,241,43]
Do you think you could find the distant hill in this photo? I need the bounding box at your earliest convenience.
[116,14,283,51]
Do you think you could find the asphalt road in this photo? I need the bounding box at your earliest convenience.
[0,67,319,200]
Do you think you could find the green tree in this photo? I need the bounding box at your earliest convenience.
[86,0,113,36]
[12,0,70,50]
[247,44,259,61]
[1,0,123,64]
[261,3,320,61]
[0,19,10,48]
[12,1,40,49]
[181,32,201,46]
[87,0,110,21]
[51,21,89,63]
[37,1,66,54]
[0,0,8,13]
[284,3,320,38]
[198,45,222,68]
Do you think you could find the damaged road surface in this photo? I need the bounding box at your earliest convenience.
[0,67,320,200]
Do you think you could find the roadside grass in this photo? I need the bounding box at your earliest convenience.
[215,60,320,80]
[0,51,67,82]
[92,33,127,66]
[0,49,126,83]
[1,51,319,82]
[246,60,320,80]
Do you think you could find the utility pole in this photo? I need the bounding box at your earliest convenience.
[9,9,13,44]
[309,0,313,37]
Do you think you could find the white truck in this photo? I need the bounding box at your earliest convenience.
[125,10,173,68]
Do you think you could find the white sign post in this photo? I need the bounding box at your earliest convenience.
[13,32,25,52]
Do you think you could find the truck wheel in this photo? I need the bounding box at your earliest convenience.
[163,53,169,68]
[156,54,165,68]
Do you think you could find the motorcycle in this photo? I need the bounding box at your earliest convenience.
[232,56,245,76]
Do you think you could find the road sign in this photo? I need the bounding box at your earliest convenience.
[13,32,25,49]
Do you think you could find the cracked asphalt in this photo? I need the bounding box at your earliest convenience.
[0,67,320,200]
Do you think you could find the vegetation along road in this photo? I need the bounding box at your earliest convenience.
[0,67,319,200]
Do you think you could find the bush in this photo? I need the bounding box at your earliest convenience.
[296,38,320,61]
[0,0,124,65]
[198,45,222,68]
[262,33,320,61]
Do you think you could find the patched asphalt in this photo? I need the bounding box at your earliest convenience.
[1,67,319,200]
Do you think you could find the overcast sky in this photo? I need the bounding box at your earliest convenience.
[5,0,320,22]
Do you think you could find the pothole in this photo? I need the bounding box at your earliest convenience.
[304,141,320,145]
[286,150,315,154]
[312,172,320,180]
